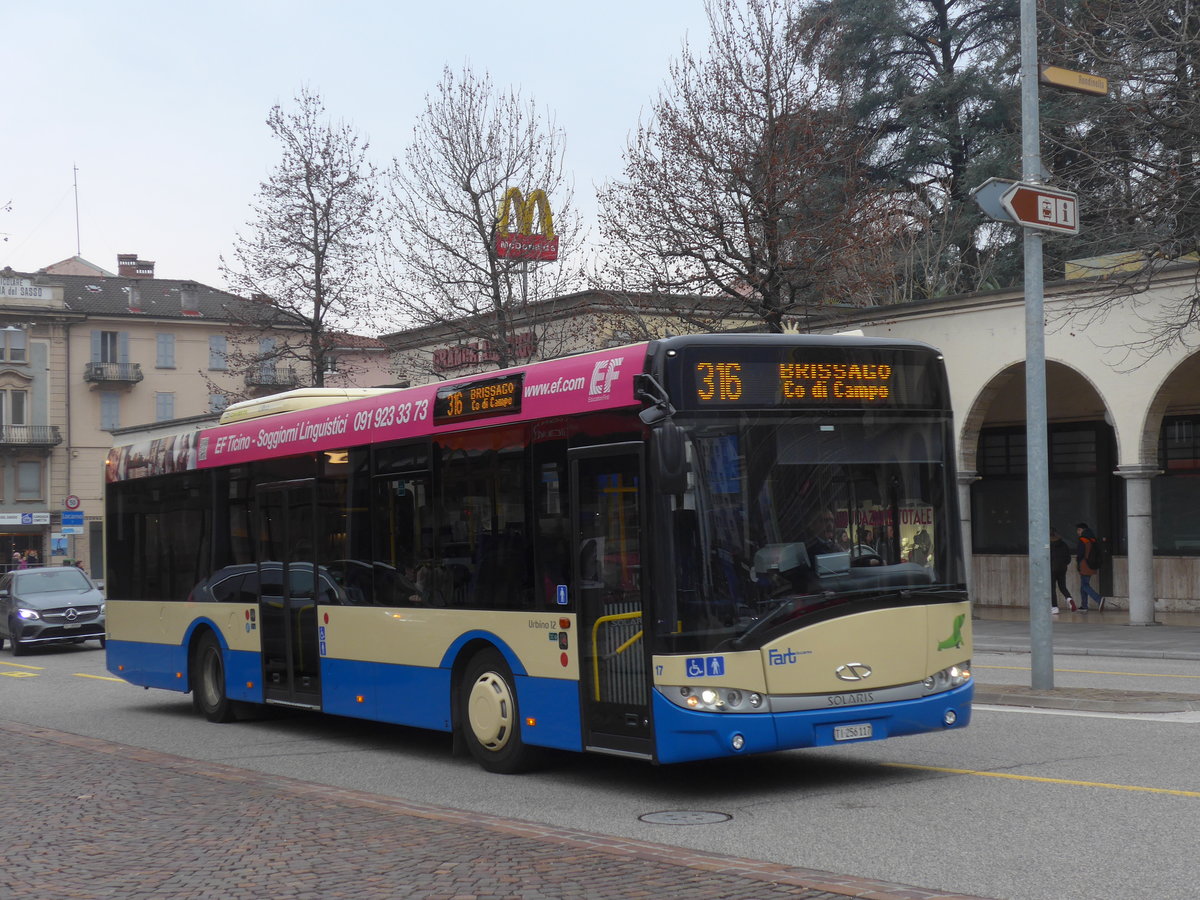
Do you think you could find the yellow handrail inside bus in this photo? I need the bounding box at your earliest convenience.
[590,610,643,701]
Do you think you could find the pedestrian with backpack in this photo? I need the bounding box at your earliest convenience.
[1074,522,1105,611]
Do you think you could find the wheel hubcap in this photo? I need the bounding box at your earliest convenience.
[467,671,513,751]
[202,648,222,705]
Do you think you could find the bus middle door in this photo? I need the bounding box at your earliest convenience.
[256,479,322,709]
[569,445,652,759]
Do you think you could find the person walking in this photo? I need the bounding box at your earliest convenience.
[1074,522,1105,611]
[1049,528,1073,613]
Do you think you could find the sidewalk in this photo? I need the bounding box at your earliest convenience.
[972,605,1200,713]
[0,720,992,900]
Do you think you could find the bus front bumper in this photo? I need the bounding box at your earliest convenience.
[651,681,973,764]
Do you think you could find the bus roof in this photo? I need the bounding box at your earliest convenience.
[218,388,399,425]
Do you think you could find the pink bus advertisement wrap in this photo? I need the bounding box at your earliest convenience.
[106,345,647,478]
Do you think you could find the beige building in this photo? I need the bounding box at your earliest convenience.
[384,290,753,386]
[0,254,392,578]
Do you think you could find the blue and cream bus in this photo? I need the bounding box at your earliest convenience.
[105,333,972,772]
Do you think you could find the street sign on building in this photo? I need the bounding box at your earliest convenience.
[62,511,85,527]
[1000,182,1080,235]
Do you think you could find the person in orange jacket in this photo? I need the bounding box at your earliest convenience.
[1074,522,1104,611]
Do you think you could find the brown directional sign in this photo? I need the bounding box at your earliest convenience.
[1000,182,1080,235]
[1039,65,1108,96]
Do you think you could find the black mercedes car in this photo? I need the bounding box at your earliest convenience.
[0,566,106,655]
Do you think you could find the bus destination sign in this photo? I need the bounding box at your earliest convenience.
[434,373,524,424]
[679,347,943,411]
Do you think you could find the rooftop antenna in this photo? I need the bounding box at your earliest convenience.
[73,164,82,257]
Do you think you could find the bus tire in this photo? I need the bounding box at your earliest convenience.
[460,648,542,774]
[191,631,237,723]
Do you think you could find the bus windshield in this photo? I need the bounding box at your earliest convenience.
[658,414,965,652]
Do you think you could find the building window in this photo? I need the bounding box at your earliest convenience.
[973,422,1116,553]
[100,392,120,430]
[16,460,42,501]
[209,335,228,371]
[155,392,175,422]
[209,393,229,413]
[156,333,176,368]
[92,330,129,364]
[1,327,27,363]
[258,338,277,381]
[0,390,27,427]
[1154,415,1200,553]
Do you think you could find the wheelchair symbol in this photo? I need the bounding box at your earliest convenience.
[686,658,705,678]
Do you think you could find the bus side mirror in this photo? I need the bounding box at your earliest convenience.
[651,420,689,495]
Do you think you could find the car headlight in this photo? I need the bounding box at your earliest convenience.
[100,602,106,615]
[922,662,971,694]
[16,608,41,620]
[678,685,767,712]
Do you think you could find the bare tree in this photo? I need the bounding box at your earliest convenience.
[220,87,382,395]
[382,65,584,375]
[1040,0,1200,353]
[595,0,907,334]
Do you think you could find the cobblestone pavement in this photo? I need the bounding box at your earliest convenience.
[0,721,992,900]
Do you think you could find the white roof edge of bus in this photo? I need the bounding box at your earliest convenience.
[218,388,399,425]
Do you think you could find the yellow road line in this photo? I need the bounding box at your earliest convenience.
[0,661,44,671]
[73,673,125,682]
[887,762,1200,798]
[977,663,1200,680]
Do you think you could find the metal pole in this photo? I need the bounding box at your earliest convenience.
[1021,0,1053,688]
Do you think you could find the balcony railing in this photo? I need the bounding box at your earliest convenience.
[245,367,300,389]
[0,425,63,447]
[84,362,144,384]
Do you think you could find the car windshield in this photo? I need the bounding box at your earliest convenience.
[16,569,93,594]
[654,414,966,652]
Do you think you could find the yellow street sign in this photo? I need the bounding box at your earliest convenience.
[1040,65,1108,96]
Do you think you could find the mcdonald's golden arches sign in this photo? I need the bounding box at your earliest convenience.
[495,188,559,261]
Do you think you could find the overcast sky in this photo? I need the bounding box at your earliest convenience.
[4,1,711,291]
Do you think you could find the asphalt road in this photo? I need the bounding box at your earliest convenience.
[3,644,1199,900]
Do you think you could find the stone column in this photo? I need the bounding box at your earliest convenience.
[958,470,980,602]
[1117,465,1160,626]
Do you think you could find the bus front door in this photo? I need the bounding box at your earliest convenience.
[256,480,322,709]
[570,446,652,759]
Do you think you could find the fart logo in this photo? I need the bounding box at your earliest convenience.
[768,648,810,666]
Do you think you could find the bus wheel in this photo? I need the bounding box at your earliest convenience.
[460,648,541,774]
[191,632,236,723]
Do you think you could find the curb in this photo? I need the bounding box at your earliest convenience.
[973,684,1200,714]
[974,641,1200,662]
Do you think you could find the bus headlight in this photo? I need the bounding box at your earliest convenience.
[922,662,971,694]
[677,686,766,712]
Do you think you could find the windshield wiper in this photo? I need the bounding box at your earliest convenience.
[898,587,969,602]
[724,592,831,650]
